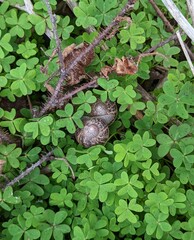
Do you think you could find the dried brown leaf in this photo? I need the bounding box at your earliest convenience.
[101,56,138,77]
[62,43,95,86]
[100,66,113,78]
[113,57,138,75]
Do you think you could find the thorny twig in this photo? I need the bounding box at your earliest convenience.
[43,0,64,70]
[3,151,53,189]
[37,0,135,117]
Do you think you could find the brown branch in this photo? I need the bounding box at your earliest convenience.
[37,0,135,117]
[149,0,174,32]
[137,84,155,102]
[3,151,53,189]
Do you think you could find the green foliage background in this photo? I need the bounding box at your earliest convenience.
[0,0,194,239]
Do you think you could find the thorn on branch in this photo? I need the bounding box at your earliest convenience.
[3,151,53,190]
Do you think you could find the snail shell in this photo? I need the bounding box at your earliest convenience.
[89,100,117,125]
[75,117,109,148]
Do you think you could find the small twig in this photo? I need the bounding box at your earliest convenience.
[137,84,155,102]
[149,0,174,32]
[55,157,75,180]
[43,0,64,70]
[162,0,194,42]
[3,151,53,189]
[41,48,59,74]
[26,95,33,114]
[136,52,168,65]
[38,0,135,117]
[144,32,178,54]
[176,30,194,76]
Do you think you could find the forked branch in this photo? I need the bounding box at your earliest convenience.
[38,0,135,117]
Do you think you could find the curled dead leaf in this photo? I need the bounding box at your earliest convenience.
[101,56,138,77]
[113,57,138,75]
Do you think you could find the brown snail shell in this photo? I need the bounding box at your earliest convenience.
[89,100,117,125]
[75,118,109,148]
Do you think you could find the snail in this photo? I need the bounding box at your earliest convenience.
[89,99,117,125]
[75,99,117,148]
[75,117,109,148]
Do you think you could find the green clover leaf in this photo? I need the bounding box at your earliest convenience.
[145,192,174,215]
[17,41,37,59]
[40,209,70,240]
[119,23,145,49]
[115,199,143,223]
[74,2,97,28]
[56,103,84,133]
[0,1,9,30]
[86,172,115,202]
[0,144,22,168]
[72,90,96,113]
[8,63,36,96]
[95,0,119,26]
[28,14,51,35]
[145,212,172,239]
[6,10,32,37]
[0,54,15,72]
[24,116,53,139]
[8,215,40,240]
[50,188,73,208]
[93,78,119,101]
[114,172,143,198]
[20,168,50,196]
[58,16,74,40]
[0,30,13,58]
[77,147,101,168]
